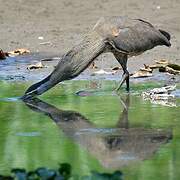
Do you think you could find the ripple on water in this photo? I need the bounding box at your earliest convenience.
[0,97,21,102]
[15,132,41,137]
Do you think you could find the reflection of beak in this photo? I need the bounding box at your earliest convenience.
[21,92,37,101]
[23,97,94,132]
[23,98,44,112]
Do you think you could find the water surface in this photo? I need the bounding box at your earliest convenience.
[0,80,179,179]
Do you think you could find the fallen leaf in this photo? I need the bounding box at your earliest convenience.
[0,49,7,60]
[111,66,121,71]
[93,69,114,75]
[112,27,120,37]
[27,62,45,70]
[142,85,176,107]
[165,66,180,75]
[8,48,30,56]
[143,85,176,95]
[168,63,180,71]
[131,70,152,78]
[149,64,166,69]
[88,62,98,69]
[147,60,180,75]
[155,59,169,64]
[140,64,153,72]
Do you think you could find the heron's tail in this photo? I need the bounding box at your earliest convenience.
[159,29,171,47]
[159,29,171,41]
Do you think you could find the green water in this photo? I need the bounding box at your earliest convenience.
[0,80,179,179]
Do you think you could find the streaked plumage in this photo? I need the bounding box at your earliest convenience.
[22,16,171,99]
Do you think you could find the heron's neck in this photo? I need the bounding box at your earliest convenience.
[67,31,106,75]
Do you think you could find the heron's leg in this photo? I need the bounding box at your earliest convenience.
[116,69,129,91]
[117,94,130,128]
[113,53,129,91]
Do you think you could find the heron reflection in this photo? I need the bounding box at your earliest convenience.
[23,95,172,169]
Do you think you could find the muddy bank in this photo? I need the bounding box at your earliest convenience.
[0,53,179,89]
[0,0,180,84]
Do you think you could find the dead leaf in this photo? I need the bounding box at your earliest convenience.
[89,62,98,69]
[165,66,180,75]
[148,60,180,75]
[149,64,166,69]
[92,69,114,75]
[143,85,176,95]
[8,48,30,56]
[168,63,180,71]
[131,70,152,78]
[27,62,45,70]
[140,64,153,72]
[112,27,120,37]
[155,59,169,64]
[0,49,7,60]
[142,85,176,106]
[111,66,121,71]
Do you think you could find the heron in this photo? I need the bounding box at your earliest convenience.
[22,16,171,99]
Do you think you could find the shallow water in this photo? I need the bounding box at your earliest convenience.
[0,80,180,179]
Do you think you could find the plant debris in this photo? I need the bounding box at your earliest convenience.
[155,59,169,64]
[0,49,7,60]
[150,60,180,74]
[92,69,115,75]
[142,85,176,106]
[140,64,153,72]
[8,48,30,57]
[89,62,98,69]
[131,70,152,78]
[27,62,45,70]
[142,85,176,97]
[111,66,122,71]
[131,60,180,78]
[0,48,31,59]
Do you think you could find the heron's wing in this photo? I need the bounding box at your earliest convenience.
[108,18,170,54]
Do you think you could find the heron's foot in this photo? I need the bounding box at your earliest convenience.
[115,72,130,92]
[115,85,122,92]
